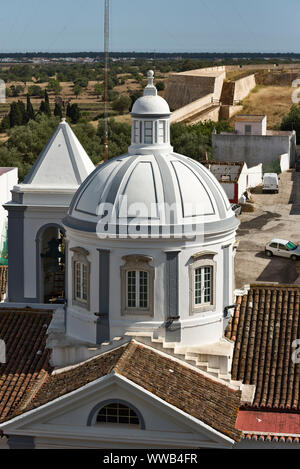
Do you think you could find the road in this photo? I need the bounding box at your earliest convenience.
[234,170,300,288]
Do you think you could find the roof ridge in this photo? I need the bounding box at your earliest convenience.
[114,340,138,374]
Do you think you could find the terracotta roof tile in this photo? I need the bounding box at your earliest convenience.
[17,341,242,442]
[0,308,53,423]
[226,284,300,411]
[242,433,300,444]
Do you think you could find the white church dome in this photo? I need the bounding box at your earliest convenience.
[64,71,237,238]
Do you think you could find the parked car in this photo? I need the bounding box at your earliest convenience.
[265,239,300,260]
[295,159,300,172]
[263,173,279,193]
[231,203,242,216]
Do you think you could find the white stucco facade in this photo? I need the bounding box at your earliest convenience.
[0,71,246,451]
[65,227,236,346]
[0,370,236,449]
[4,119,95,303]
[62,71,239,349]
[0,168,18,259]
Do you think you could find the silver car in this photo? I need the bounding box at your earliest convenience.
[265,239,300,261]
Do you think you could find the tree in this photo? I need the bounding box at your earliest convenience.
[8,85,24,97]
[97,118,131,161]
[112,95,131,114]
[41,90,51,117]
[170,120,232,161]
[73,84,83,97]
[0,115,10,132]
[26,94,35,121]
[280,105,300,136]
[28,85,44,98]
[9,101,27,128]
[47,78,62,95]
[74,77,89,88]
[129,90,143,111]
[67,103,81,123]
[94,83,104,99]
[66,102,71,119]
[54,102,63,118]
[156,81,165,91]
[0,115,60,180]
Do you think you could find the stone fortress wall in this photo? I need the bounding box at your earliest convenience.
[165,66,257,124]
[165,66,226,110]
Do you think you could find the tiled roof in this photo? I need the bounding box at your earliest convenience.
[200,161,244,183]
[0,267,7,300]
[0,308,53,423]
[226,284,300,410]
[14,341,242,442]
[236,410,300,434]
[0,168,15,177]
[242,433,300,444]
[235,115,266,122]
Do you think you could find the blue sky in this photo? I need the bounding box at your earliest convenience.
[0,0,298,53]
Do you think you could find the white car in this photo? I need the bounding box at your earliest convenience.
[265,239,300,261]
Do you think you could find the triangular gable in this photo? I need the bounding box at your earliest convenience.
[23,119,95,187]
[0,372,235,448]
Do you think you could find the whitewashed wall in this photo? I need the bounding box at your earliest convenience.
[0,168,18,254]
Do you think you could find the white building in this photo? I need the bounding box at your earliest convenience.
[4,119,95,304]
[0,71,245,449]
[213,114,296,169]
[234,115,267,136]
[0,168,18,262]
[202,161,262,204]
[1,72,298,449]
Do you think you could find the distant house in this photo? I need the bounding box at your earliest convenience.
[201,161,262,204]
[212,115,296,169]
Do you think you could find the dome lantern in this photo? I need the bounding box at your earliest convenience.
[129,70,172,153]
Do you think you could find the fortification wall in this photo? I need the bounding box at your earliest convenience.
[170,94,213,123]
[219,105,243,120]
[255,71,300,86]
[225,63,300,72]
[232,74,256,102]
[165,68,225,110]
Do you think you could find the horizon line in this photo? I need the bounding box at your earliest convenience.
[2,50,300,55]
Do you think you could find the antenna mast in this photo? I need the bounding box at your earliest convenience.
[103,0,109,162]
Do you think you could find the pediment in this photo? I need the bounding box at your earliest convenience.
[0,372,234,448]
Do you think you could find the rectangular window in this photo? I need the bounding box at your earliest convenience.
[245,124,252,135]
[126,270,149,309]
[74,261,88,303]
[158,120,166,143]
[144,121,153,144]
[133,120,139,143]
[194,266,212,305]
